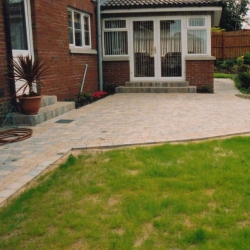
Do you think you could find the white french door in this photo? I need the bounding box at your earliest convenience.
[9,0,34,94]
[130,17,185,81]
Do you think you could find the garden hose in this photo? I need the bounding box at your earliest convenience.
[0,128,32,146]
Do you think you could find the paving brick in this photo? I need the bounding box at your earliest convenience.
[17,175,34,184]
[0,79,248,207]
[7,182,26,190]
[0,189,17,198]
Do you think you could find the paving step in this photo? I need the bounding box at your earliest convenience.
[125,81,189,87]
[40,95,57,107]
[116,86,196,94]
[8,101,75,126]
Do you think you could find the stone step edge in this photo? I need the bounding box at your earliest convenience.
[125,81,189,84]
[116,86,196,93]
[40,95,57,108]
[125,82,190,87]
[8,101,75,126]
[116,86,196,89]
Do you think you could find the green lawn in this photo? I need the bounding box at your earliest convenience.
[1,137,250,249]
[214,72,235,79]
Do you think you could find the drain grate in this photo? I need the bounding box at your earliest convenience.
[55,119,74,124]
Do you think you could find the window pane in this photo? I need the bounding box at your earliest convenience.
[68,11,73,44]
[75,30,82,46]
[84,16,89,31]
[105,20,126,29]
[9,0,28,50]
[189,18,205,27]
[85,31,90,46]
[84,16,90,46]
[133,21,154,77]
[104,31,128,55]
[160,20,182,77]
[74,13,82,46]
[188,30,207,54]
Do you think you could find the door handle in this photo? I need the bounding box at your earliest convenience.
[151,47,156,55]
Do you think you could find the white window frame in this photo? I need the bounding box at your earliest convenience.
[68,8,91,49]
[102,18,129,57]
[186,16,211,56]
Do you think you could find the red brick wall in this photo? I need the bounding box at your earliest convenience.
[103,61,130,85]
[0,3,11,113]
[186,60,214,92]
[31,0,98,101]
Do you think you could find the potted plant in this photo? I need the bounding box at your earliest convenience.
[12,55,49,115]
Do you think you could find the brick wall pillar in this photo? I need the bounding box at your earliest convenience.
[186,56,216,93]
[103,60,130,85]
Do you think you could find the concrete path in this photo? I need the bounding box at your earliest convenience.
[0,79,248,206]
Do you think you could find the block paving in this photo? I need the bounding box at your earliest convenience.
[0,79,249,207]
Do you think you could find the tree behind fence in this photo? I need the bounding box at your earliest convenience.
[212,30,250,60]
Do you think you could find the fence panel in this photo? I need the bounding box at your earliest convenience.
[212,31,250,59]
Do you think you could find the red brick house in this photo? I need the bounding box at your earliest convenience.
[101,0,223,93]
[0,0,98,115]
[0,0,223,117]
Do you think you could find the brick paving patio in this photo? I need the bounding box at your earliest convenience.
[1,78,249,207]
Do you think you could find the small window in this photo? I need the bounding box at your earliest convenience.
[68,8,91,48]
[103,19,128,56]
[189,18,205,27]
[105,20,126,29]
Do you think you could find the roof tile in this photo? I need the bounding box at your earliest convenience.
[101,0,222,7]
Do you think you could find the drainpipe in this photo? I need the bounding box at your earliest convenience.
[97,0,103,91]
[2,0,17,108]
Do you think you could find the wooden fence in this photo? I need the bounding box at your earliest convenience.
[212,30,250,60]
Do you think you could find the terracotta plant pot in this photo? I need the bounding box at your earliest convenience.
[18,95,42,115]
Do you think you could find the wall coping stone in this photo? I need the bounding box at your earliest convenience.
[185,55,216,61]
[103,56,130,61]
[69,48,97,54]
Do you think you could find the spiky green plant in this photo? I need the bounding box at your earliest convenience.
[13,55,50,96]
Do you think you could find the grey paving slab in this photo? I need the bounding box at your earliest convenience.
[0,189,17,198]
[0,79,250,206]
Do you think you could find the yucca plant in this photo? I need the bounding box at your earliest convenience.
[13,55,50,96]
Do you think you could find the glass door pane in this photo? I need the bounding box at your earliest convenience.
[9,0,28,50]
[160,20,182,77]
[133,21,155,77]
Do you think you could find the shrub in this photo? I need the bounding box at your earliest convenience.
[244,52,250,65]
[76,92,92,108]
[238,72,250,89]
[91,91,107,100]
[211,27,226,32]
[214,59,237,73]
[237,56,244,66]
[236,64,250,73]
[226,58,237,68]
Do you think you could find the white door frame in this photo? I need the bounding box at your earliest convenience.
[129,16,185,81]
[10,0,34,95]
[11,0,34,58]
